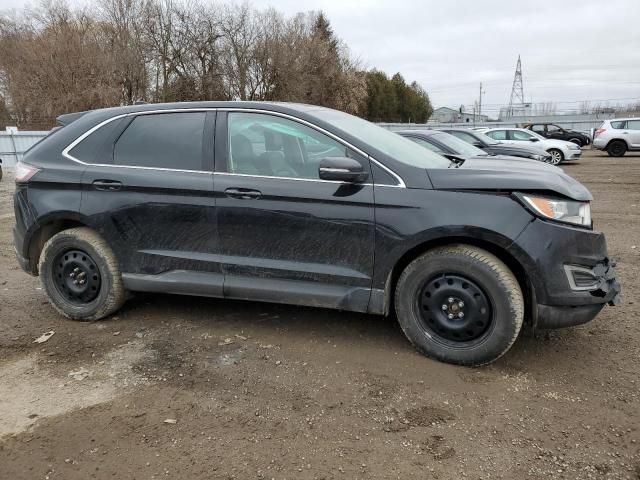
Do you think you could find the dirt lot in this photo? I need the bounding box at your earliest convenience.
[0,149,639,479]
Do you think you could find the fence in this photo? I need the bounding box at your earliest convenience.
[0,131,50,167]
[378,118,609,134]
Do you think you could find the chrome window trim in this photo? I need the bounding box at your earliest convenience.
[61,106,406,187]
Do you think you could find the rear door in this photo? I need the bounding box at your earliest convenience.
[213,110,376,312]
[76,110,222,293]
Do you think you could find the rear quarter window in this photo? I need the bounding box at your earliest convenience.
[68,118,126,164]
[610,121,626,129]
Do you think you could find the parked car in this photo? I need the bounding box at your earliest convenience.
[481,127,582,165]
[13,102,620,366]
[593,118,640,157]
[523,123,591,147]
[396,129,548,164]
[438,128,553,163]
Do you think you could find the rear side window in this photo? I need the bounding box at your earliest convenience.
[69,118,125,164]
[610,121,626,129]
[626,120,640,130]
[486,130,507,140]
[114,113,206,170]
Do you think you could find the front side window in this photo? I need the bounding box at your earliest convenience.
[486,130,507,141]
[531,124,545,134]
[114,112,206,170]
[547,125,562,133]
[227,112,356,180]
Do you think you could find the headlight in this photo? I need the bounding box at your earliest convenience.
[533,154,547,161]
[522,195,591,227]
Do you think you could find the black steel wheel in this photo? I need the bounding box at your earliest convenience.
[39,227,125,321]
[607,140,627,157]
[52,249,102,304]
[395,244,524,366]
[418,274,492,344]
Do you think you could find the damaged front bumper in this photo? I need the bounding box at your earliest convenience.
[508,219,622,330]
[537,259,621,329]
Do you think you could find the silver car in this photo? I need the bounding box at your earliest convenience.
[593,118,640,157]
[480,127,582,165]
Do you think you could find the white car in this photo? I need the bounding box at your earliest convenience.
[480,127,582,165]
[592,118,640,157]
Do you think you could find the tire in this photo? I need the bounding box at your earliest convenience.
[39,227,126,321]
[394,245,524,366]
[547,148,564,165]
[606,140,627,157]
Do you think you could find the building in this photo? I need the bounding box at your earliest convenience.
[430,107,489,124]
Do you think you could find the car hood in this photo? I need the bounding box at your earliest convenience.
[427,157,592,201]
[541,138,577,149]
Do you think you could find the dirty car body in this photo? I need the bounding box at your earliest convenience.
[13,102,621,366]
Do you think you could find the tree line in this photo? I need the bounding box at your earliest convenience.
[0,0,433,130]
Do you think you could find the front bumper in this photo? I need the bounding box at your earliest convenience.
[536,259,621,328]
[508,218,621,329]
[565,149,582,160]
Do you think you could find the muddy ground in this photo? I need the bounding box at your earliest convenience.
[0,149,638,479]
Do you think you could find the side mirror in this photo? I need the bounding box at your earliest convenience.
[473,141,484,148]
[529,137,540,142]
[319,157,368,183]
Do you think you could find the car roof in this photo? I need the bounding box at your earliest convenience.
[56,101,328,126]
[607,117,640,122]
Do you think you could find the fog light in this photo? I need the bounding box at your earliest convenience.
[563,265,599,291]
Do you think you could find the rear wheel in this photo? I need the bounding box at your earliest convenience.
[39,227,125,321]
[548,148,564,165]
[606,140,627,157]
[395,245,524,366]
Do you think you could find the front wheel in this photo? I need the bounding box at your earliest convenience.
[39,227,126,321]
[547,148,564,165]
[395,245,524,366]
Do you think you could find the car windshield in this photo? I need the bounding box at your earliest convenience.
[430,132,486,156]
[311,109,451,169]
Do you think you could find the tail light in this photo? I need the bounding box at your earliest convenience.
[14,161,40,183]
[594,128,606,137]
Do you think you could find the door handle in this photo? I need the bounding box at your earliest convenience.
[92,179,122,191]
[224,188,262,200]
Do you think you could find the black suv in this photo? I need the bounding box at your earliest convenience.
[13,102,620,366]
[523,123,591,147]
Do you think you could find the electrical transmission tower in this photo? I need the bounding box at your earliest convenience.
[507,55,524,117]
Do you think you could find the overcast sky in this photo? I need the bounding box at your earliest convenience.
[3,0,639,114]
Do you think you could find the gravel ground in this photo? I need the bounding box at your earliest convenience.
[0,149,638,479]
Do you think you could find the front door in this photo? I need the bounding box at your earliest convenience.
[213,111,376,312]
